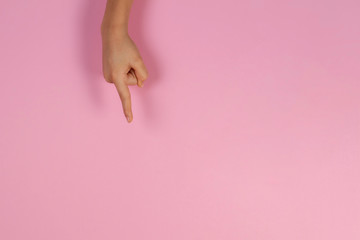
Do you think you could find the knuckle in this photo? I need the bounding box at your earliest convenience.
[133,56,143,64]
[102,70,111,83]
[104,76,113,83]
[108,71,126,84]
[102,70,115,83]
[109,71,118,82]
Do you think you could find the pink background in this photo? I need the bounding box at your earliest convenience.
[1,0,360,239]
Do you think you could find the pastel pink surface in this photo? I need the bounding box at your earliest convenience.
[1,0,360,239]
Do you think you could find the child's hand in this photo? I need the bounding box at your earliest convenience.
[101,29,148,123]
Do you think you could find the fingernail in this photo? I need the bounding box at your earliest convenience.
[127,116,131,122]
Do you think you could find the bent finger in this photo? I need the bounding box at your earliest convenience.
[126,69,138,86]
[132,59,148,87]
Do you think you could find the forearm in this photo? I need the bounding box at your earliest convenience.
[101,0,134,36]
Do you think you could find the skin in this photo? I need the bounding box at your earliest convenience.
[101,0,148,123]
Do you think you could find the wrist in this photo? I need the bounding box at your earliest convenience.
[101,0,132,37]
[101,21,128,38]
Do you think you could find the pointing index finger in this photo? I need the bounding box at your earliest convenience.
[113,77,133,123]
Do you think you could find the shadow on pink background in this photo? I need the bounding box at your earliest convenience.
[0,0,360,239]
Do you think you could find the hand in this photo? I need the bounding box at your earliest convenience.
[101,29,148,123]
